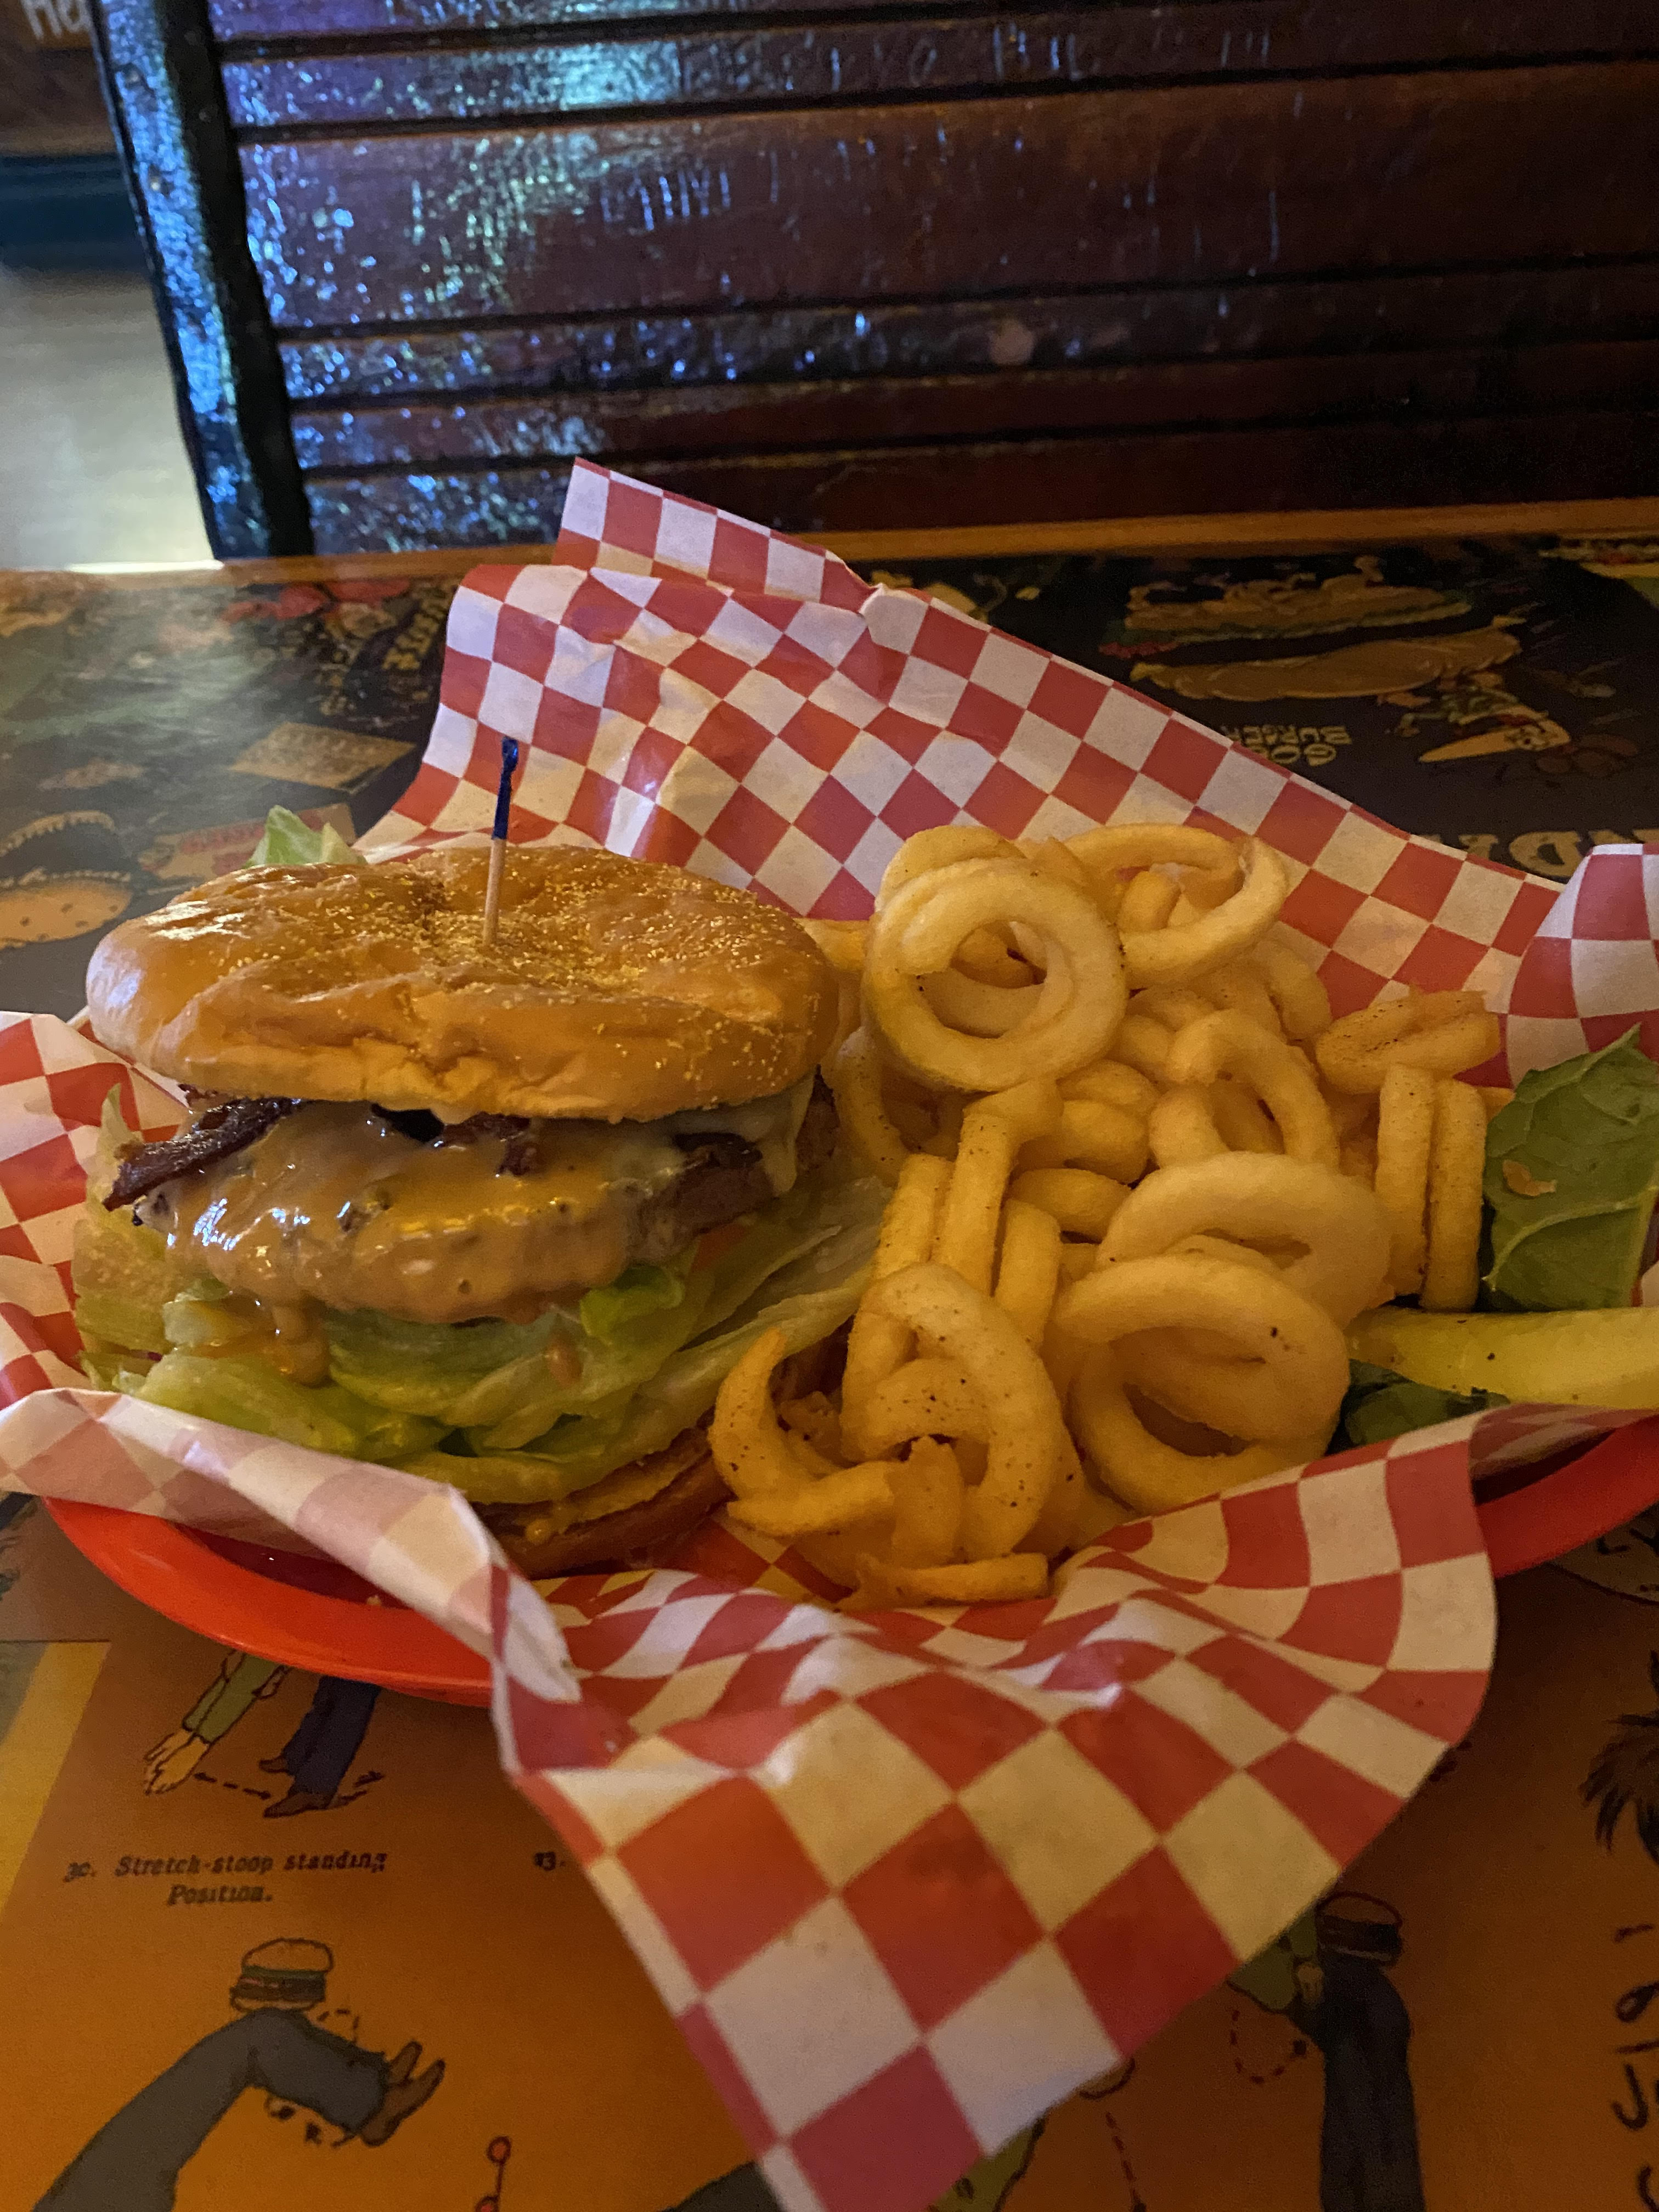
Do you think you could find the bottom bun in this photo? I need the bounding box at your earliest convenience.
[479,1427,731,1577]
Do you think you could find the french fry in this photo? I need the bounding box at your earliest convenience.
[1117,868,1180,935]
[1149,1085,1229,1167]
[1316,990,1500,1095]
[1422,1076,1486,1312]
[1060,1060,1160,1116]
[1024,1426,1084,1556]
[728,1462,899,1540]
[851,1553,1051,1610]
[1209,1077,1283,1155]
[828,1026,911,1184]
[933,1079,1062,1292]
[1055,1241,1101,1284]
[782,820,1518,1610]
[841,1153,951,1457]
[865,1262,1066,1560]
[801,919,869,974]
[1251,944,1332,1042]
[887,1436,967,1567]
[1112,1014,1175,1084]
[858,1358,989,1456]
[876,825,1017,909]
[1200,960,1285,1039]
[1072,1355,1330,1516]
[711,1328,811,1499]
[1374,1063,1437,1296]
[1021,1098,1150,1182]
[1009,1166,1130,1240]
[955,926,1037,988]
[1164,1010,1339,1168]
[778,1391,843,1461]
[993,1199,1063,1348]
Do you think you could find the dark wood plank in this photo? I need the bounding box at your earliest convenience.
[206,0,1659,60]
[289,340,1659,469]
[279,263,1659,402]
[44,495,1659,579]
[221,2,1659,130]
[301,408,1659,552]
[94,0,311,556]
[240,65,1659,331]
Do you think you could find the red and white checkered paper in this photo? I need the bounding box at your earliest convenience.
[2,464,1657,2212]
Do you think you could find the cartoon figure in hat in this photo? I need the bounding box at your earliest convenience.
[33,1938,442,2210]
[1232,1892,1424,2212]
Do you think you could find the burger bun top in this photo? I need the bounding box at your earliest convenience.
[87,844,837,1123]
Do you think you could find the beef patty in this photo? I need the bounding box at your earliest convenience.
[118,1076,838,1326]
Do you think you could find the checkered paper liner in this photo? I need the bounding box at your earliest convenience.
[1,464,1657,2212]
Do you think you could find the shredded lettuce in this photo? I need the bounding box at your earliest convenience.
[1335,1359,1508,1449]
[321,1175,878,1462]
[406,1200,882,1502]
[579,1263,686,1342]
[72,1088,195,1362]
[73,1041,884,1497]
[135,1352,444,1463]
[1483,1030,1659,1310]
[249,806,362,868]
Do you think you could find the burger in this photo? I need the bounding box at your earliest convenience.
[75,838,882,1573]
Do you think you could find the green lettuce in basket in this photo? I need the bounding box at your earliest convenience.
[1482,1029,1659,1311]
[248,805,363,868]
[75,1078,884,1500]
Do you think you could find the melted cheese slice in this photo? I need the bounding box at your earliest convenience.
[144,1079,812,1327]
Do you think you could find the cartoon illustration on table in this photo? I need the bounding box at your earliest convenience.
[0,1491,31,1604]
[1232,1893,1424,2212]
[0,810,134,948]
[1127,618,1525,710]
[1584,1651,1659,1864]
[932,2120,1045,2210]
[664,2167,786,2211]
[34,1937,444,2210]
[1120,561,1470,645]
[1547,540,1659,616]
[477,2133,512,2208]
[1559,1516,1659,1609]
[1390,667,1577,767]
[143,1651,383,1818]
[927,2059,1142,2211]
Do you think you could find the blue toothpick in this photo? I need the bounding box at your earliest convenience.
[482,738,520,946]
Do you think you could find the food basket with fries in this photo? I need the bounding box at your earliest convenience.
[3,465,1659,2212]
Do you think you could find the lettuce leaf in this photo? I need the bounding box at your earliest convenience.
[1483,1030,1659,1310]
[72,1088,195,1363]
[579,1264,686,1341]
[407,1200,882,1503]
[320,1175,884,1474]
[249,806,362,868]
[136,1352,444,1463]
[1335,1360,1508,1449]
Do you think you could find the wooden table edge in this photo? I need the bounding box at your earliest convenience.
[19,496,1659,589]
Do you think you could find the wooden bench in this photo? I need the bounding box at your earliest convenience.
[97,0,1659,556]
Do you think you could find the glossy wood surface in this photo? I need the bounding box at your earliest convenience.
[244,68,1659,330]
[219,1,1659,127]
[53,496,1659,583]
[92,0,1659,554]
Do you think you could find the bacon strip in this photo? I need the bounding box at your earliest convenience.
[105,1097,300,1211]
